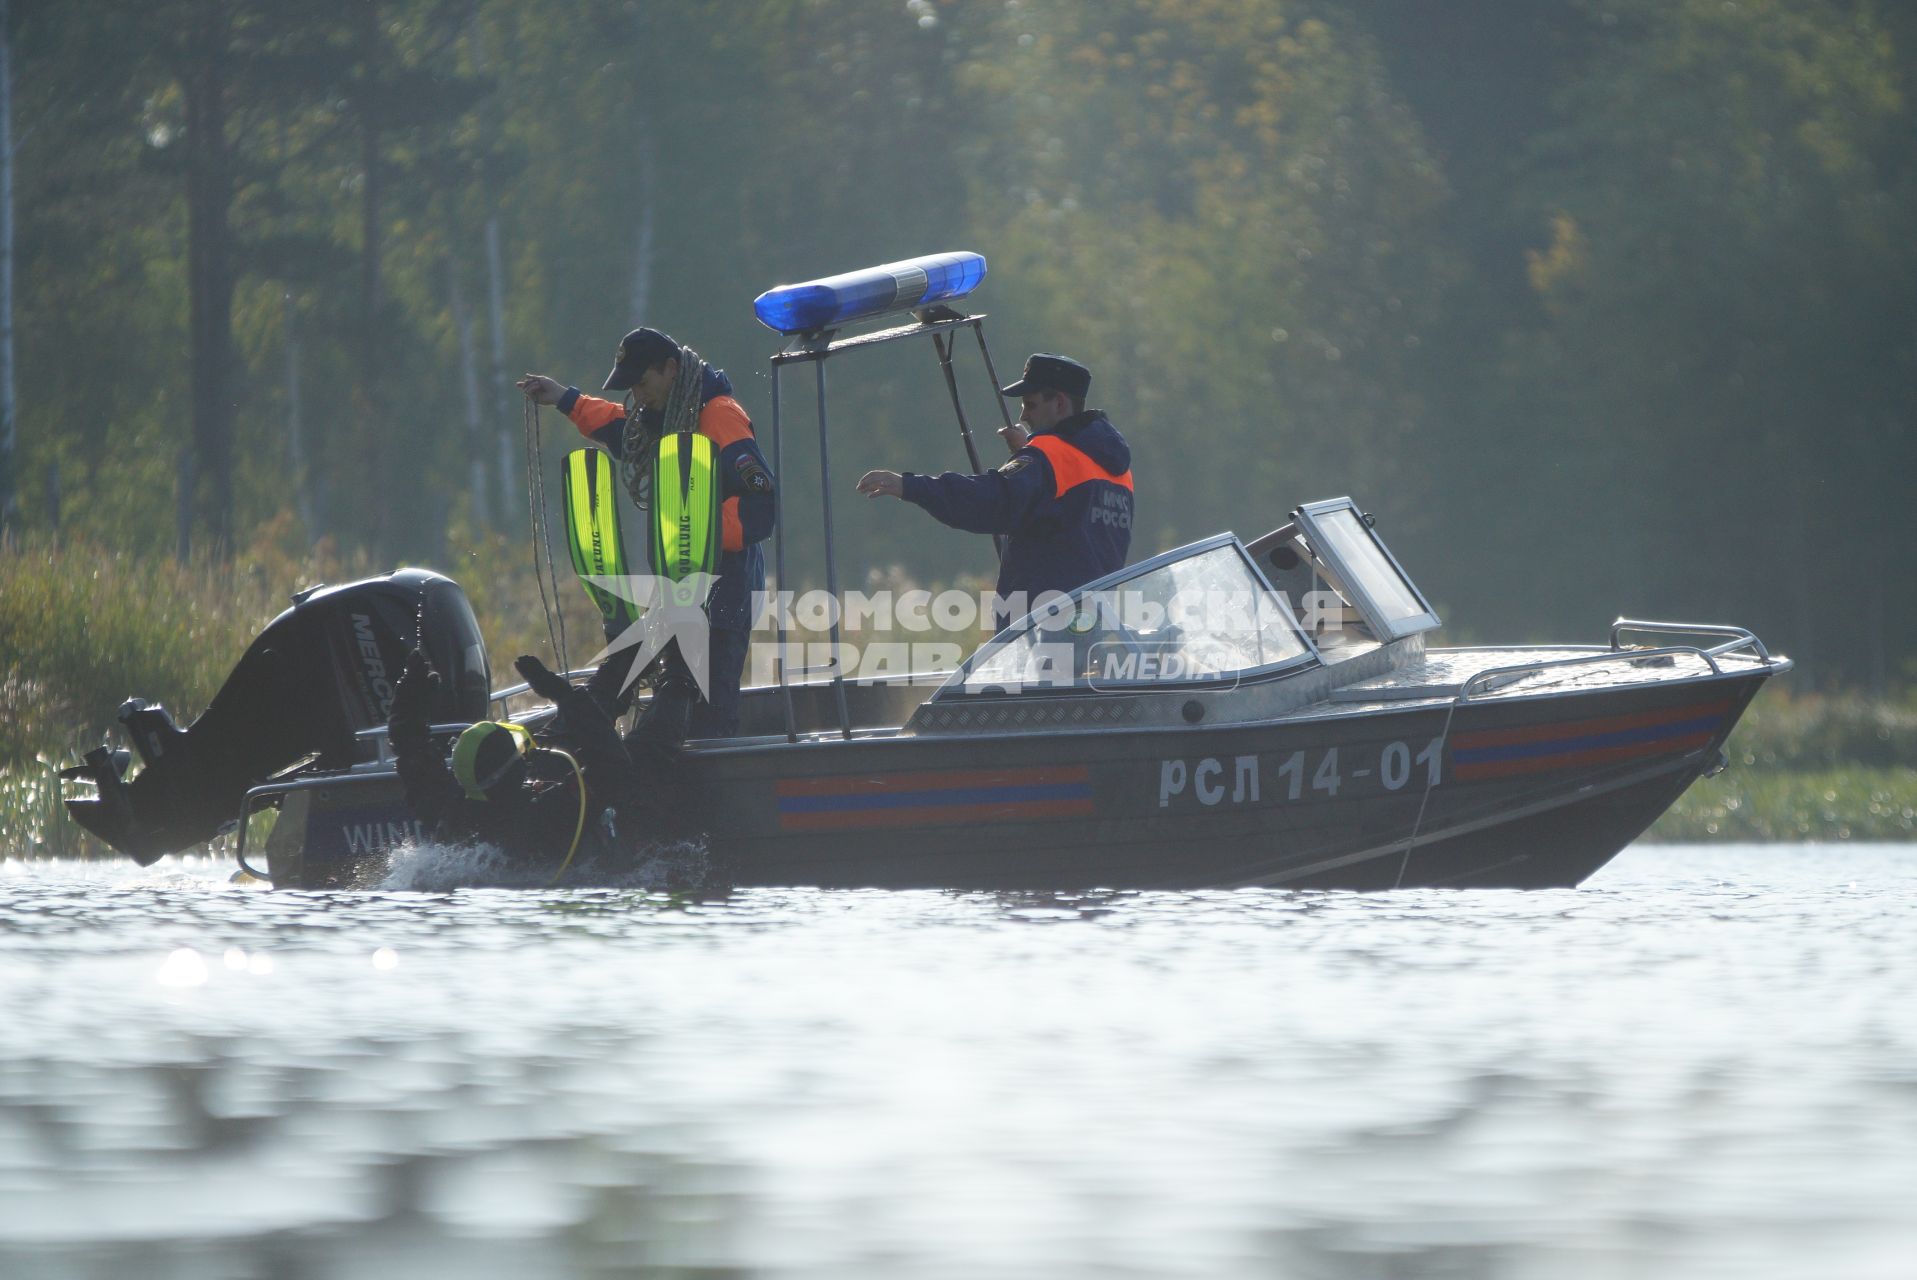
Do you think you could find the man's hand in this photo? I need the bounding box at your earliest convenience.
[516,374,563,406]
[856,470,905,499]
[997,422,1031,452]
[389,648,439,729]
[514,654,574,702]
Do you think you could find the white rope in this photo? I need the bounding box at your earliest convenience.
[523,397,569,676]
[1391,699,1458,890]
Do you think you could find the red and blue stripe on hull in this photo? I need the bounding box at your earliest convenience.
[1451,698,1732,781]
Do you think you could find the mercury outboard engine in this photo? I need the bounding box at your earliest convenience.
[65,568,489,864]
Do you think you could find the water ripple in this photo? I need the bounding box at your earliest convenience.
[0,844,1912,1278]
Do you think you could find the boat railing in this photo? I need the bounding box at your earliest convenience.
[487,668,601,711]
[233,767,404,882]
[352,719,521,767]
[1455,620,1776,704]
[1608,618,1771,663]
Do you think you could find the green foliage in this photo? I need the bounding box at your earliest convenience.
[0,757,105,859]
[959,2,1456,548]
[2,0,1911,690]
[1652,767,1917,842]
[0,521,369,767]
[1481,0,1917,669]
[1720,687,1917,771]
[1649,688,1917,839]
[434,517,608,679]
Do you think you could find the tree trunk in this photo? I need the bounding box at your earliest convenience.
[629,133,655,320]
[485,214,514,524]
[181,0,235,559]
[282,292,316,538]
[626,6,654,325]
[175,446,195,562]
[0,0,17,541]
[448,256,489,525]
[356,0,387,550]
[469,12,515,530]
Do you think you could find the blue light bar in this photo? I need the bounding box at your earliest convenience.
[753,251,987,335]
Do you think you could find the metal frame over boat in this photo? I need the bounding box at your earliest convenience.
[69,254,1791,889]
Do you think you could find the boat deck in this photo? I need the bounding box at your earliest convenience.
[1314,645,1774,717]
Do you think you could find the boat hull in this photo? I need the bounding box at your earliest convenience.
[692,671,1763,891]
[261,666,1766,891]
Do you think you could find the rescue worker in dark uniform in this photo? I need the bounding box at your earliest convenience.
[519,327,776,739]
[857,353,1133,628]
[387,649,639,869]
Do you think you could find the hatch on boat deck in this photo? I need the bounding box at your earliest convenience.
[1246,497,1441,660]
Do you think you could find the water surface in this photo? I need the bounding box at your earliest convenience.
[1,844,1912,1279]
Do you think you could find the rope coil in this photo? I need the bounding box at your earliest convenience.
[620,342,708,509]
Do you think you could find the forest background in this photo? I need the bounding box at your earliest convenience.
[0,0,1912,844]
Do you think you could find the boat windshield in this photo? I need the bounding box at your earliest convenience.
[937,537,1315,698]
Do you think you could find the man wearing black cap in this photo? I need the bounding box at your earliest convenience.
[518,328,776,738]
[857,352,1133,628]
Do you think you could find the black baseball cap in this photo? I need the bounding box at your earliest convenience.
[999,352,1091,401]
[603,327,680,391]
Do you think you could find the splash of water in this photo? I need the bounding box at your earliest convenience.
[376,835,711,893]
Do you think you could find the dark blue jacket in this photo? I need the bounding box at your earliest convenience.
[560,365,773,635]
[902,410,1133,626]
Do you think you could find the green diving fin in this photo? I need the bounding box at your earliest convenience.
[646,430,723,608]
[561,448,641,633]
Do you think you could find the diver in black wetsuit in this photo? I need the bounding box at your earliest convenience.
[387,649,640,869]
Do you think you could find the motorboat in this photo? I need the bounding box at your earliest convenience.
[65,254,1790,890]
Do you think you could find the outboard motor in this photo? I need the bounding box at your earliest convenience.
[65,568,489,864]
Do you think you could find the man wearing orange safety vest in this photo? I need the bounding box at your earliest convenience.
[519,327,775,738]
[857,353,1132,630]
